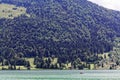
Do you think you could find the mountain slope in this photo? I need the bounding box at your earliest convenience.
[0,0,120,69]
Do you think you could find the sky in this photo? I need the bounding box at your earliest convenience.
[88,0,120,11]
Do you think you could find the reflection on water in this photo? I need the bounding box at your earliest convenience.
[0,70,120,80]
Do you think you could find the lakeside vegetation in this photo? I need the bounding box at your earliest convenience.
[0,0,120,70]
[0,42,120,70]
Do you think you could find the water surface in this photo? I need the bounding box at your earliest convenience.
[0,70,120,80]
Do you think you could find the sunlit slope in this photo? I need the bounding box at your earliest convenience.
[0,3,30,19]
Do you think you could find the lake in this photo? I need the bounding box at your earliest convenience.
[0,70,120,80]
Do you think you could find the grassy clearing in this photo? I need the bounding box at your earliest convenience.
[0,3,30,19]
[25,58,36,70]
[0,66,27,70]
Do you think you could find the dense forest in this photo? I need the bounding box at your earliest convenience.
[0,0,120,69]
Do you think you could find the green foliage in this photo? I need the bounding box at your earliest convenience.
[0,0,119,69]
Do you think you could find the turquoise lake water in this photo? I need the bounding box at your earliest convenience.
[0,70,120,80]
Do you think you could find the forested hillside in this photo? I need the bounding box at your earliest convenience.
[0,0,120,69]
